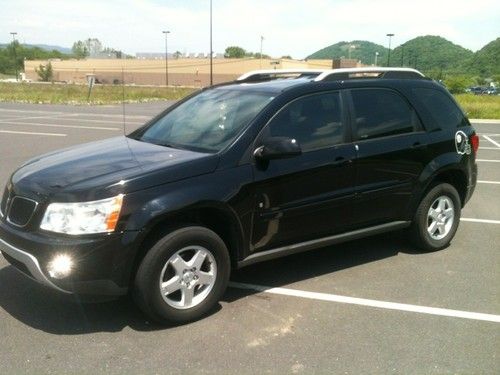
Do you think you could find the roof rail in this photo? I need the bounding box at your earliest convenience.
[314,67,425,81]
[236,69,326,82]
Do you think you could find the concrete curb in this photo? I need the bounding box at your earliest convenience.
[470,119,500,123]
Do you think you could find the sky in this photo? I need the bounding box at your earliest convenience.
[1,0,499,58]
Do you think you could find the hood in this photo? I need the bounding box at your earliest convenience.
[11,136,219,201]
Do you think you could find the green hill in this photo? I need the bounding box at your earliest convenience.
[390,35,473,72]
[306,40,387,65]
[463,38,500,76]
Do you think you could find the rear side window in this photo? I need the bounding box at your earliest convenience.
[412,88,468,130]
[267,92,344,152]
[351,88,418,140]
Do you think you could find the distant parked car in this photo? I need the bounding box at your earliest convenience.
[485,87,498,95]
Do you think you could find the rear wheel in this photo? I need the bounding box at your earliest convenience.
[133,226,231,325]
[410,183,461,251]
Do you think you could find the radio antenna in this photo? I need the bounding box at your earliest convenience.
[121,67,126,135]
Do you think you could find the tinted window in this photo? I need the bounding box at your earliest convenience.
[412,88,468,130]
[351,88,417,140]
[267,92,344,152]
[137,89,274,152]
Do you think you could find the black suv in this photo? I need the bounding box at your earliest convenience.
[0,68,478,324]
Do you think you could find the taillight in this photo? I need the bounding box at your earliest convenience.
[471,134,479,154]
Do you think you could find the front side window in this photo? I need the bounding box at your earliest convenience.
[351,88,417,140]
[136,88,274,152]
[266,92,344,152]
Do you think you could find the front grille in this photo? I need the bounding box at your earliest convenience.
[7,196,38,227]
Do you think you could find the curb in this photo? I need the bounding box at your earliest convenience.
[470,119,500,123]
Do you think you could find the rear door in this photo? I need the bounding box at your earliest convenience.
[347,87,430,227]
[250,91,356,253]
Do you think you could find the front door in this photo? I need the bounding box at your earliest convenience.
[250,91,356,254]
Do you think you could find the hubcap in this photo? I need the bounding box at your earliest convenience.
[427,195,455,240]
[159,246,217,310]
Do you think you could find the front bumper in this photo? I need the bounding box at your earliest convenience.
[0,237,69,293]
[0,220,140,297]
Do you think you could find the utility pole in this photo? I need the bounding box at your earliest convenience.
[209,0,213,86]
[162,30,170,86]
[386,33,394,67]
[374,51,379,66]
[10,32,18,81]
[348,44,355,60]
[260,36,264,68]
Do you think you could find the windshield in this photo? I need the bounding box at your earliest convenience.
[136,89,275,152]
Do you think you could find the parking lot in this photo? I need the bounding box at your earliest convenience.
[0,101,498,374]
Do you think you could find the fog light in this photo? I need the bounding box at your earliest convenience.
[47,254,73,279]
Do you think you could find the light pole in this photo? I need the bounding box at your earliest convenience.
[209,0,213,86]
[10,32,18,81]
[348,44,355,60]
[386,33,394,67]
[260,36,264,68]
[374,51,379,66]
[162,30,170,86]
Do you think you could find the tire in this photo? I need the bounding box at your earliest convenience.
[133,226,231,325]
[410,183,461,251]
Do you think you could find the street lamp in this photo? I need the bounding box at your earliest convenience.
[162,30,170,87]
[260,36,264,68]
[10,32,18,81]
[209,0,213,86]
[386,33,394,67]
[374,51,379,66]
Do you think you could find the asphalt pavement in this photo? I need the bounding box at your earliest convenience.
[0,102,498,374]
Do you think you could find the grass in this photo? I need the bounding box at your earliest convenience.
[0,82,196,105]
[455,94,500,119]
[0,82,498,119]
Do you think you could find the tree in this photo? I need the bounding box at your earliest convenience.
[35,62,53,82]
[224,46,246,58]
[85,38,103,55]
[281,55,292,59]
[443,75,474,94]
[174,51,182,59]
[72,41,89,59]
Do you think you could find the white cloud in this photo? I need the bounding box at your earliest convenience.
[1,0,498,58]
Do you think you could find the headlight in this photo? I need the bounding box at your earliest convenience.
[40,195,123,235]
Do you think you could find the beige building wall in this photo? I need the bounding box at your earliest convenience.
[24,58,339,87]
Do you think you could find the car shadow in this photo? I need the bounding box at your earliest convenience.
[0,230,425,334]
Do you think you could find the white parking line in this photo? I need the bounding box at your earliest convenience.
[479,147,500,150]
[229,282,500,323]
[0,121,119,131]
[483,135,500,148]
[0,108,151,119]
[460,218,500,224]
[478,180,500,185]
[54,114,144,125]
[476,159,500,163]
[0,130,66,137]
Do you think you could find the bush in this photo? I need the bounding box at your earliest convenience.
[35,62,53,82]
[444,76,474,94]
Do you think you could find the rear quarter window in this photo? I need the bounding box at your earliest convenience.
[412,88,469,131]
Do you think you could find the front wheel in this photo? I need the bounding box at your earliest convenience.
[133,226,231,325]
[410,183,461,251]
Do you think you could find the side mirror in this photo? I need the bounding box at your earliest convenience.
[254,137,302,160]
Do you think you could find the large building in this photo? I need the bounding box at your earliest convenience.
[23,58,358,87]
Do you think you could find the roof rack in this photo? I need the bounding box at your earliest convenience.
[236,67,425,83]
[314,67,425,81]
[236,69,326,82]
